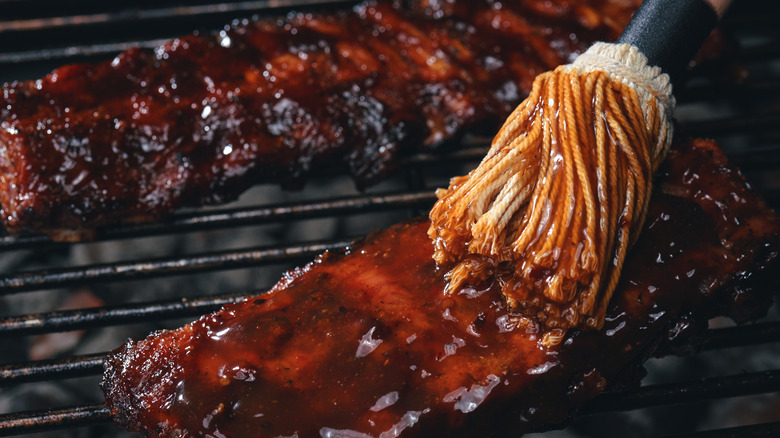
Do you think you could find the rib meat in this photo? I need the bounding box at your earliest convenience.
[102,138,780,437]
[0,0,641,239]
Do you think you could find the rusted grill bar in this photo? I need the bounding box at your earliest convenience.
[0,353,105,386]
[0,404,112,437]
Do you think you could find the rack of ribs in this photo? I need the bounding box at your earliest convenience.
[101,138,780,437]
[0,0,641,240]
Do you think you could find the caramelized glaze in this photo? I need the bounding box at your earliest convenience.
[0,0,641,239]
[102,139,779,437]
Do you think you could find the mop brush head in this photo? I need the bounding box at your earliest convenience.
[428,42,674,346]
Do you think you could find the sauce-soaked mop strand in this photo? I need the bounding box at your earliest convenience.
[428,43,674,345]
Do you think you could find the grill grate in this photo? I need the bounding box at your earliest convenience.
[2,323,780,386]
[1,0,779,437]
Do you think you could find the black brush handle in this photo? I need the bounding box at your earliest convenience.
[617,0,726,81]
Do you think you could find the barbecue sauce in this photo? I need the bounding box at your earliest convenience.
[102,139,779,437]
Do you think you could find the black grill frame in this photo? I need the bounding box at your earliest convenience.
[1,0,779,436]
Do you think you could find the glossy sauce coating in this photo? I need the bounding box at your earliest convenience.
[0,0,640,239]
[102,139,779,437]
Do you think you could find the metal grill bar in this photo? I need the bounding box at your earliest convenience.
[1,354,107,385]
[5,39,780,68]
[0,292,249,336]
[724,145,780,171]
[0,125,773,252]
[1,293,778,341]
[584,370,780,414]
[693,43,780,78]
[0,353,104,385]
[0,191,435,251]
[0,0,777,437]
[0,0,356,33]
[402,146,489,166]
[4,323,779,385]
[702,322,780,350]
[0,129,774,252]
[684,113,780,137]
[0,38,169,64]
[663,421,780,438]
[0,3,774,67]
[0,132,773,249]
[722,42,780,64]
[3,370,779,436]
[675,80,780,103]
[0,239,351,295]
[0,404,111,437]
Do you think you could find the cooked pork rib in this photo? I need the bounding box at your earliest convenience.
[0,0,641,239]
[102,139,779,437]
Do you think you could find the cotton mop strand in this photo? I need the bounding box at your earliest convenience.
[428,0,729,346]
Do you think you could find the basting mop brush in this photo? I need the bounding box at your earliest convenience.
[428,0,731,346]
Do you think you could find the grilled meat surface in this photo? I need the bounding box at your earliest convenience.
[102,138,779,437]
[0,0,640,239]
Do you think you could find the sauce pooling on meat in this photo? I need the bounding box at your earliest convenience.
[102,139,779,437]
